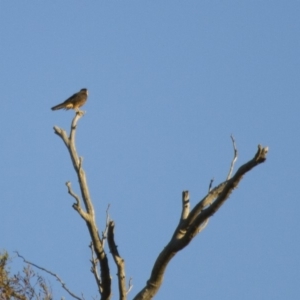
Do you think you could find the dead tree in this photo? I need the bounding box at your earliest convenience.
[53,111,268,300]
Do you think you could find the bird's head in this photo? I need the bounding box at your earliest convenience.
[80,88,88,95]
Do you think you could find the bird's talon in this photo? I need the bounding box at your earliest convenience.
[77,110,85,116]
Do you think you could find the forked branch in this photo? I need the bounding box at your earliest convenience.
[133,143,268,300]
[53,112,268,300]
[53,111,111,300]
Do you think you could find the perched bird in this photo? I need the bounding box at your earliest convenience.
[51,88,88,111]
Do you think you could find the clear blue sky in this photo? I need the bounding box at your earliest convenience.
[1,1,299,299]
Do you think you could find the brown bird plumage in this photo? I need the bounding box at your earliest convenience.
[51,88,88,111]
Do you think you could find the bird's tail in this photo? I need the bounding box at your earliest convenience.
[51,103,66,110]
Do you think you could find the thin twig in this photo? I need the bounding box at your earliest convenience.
[126,278,133,295]
[227,135,238,180]
[102,205,111,248]
[89,243,102,295]
[15,252,82,300]
[208,178,214,192]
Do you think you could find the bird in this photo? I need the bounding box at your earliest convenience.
[51,88,88,111]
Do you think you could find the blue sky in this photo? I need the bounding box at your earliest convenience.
[1,1,299,299]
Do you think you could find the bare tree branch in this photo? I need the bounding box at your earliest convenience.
[15,252,82,300]
[53,108,268,300]
[107,221,127,300]
[53,111,111,300]
[133,144,268,300]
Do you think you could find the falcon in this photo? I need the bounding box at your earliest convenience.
[51,88,88,111]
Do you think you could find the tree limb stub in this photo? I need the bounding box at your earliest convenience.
[108,221,127,300]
